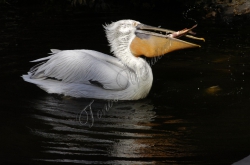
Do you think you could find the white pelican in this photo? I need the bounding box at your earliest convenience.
[22,20,203,100]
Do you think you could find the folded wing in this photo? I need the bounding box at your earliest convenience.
[29,50,129,90]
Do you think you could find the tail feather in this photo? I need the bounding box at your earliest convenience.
[30,55,53,62]
[50,49,62,54]
[22,74,62,94]
[29,61,46,73]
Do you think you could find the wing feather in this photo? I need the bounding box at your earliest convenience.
[30,50,129,90]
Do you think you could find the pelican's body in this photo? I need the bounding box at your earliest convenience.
[22,20,203,100]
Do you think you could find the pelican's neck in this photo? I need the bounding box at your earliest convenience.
[117,47,139,68]
[104,20,150,76]
[114,46,135,65]
[116,48,151,81]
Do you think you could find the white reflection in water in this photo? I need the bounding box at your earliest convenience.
[29,96,158,163]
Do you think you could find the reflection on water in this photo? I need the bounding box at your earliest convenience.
[27,97,155,164]
[25,96,199,164]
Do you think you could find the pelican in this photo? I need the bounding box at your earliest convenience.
[22,20,203,100]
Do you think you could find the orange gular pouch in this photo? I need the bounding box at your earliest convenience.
[130,32,200,58]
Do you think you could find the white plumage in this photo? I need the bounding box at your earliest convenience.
[23,20,152,100]
[22,19,201,100]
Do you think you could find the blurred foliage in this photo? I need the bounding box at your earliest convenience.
[0,0,191,8]
[1,0,199,16]
[0,0,188,15]
[1,0,249,20]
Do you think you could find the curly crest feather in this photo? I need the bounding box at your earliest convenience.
[104,20,140,59]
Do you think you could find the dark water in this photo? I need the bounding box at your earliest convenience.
[1,5,250,165]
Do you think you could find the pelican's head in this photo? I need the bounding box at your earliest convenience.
[104,20,204,58]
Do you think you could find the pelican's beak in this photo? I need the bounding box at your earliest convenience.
[130,23,205,57]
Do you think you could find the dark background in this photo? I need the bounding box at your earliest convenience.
[1,0,250,165]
